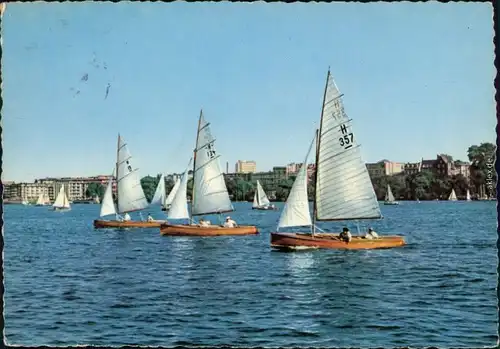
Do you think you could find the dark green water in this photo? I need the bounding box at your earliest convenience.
[4,201,498,346]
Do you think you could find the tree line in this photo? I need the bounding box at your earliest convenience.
[85,142,497,202]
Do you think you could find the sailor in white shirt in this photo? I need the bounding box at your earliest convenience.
[223,216,238,228]
[123,213,131,221]
[365,228,379,239]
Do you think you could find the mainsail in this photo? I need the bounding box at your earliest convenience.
[314,69,381,221]
[164,177,181,207]
[116,134,149,214]
[466,189,471,201]
[385,184,396,202]
[277,132,316,230]
[191,110,233,216]
[151,174,166,205]
[36,193,45,205]
[100,170,117,217]
[53,184,71,209]
[448,189,457,201]
[253,180,271,208]
[167,159,192,220]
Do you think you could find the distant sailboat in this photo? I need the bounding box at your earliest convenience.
[270,68,405,250]
[384,184,399,205]
[252,180,277,210]
[161,177,181,211]
[448,188,458,201]
[93,135,163,229]
[466,189,471,201]
[52,184,71,211]
[151,174,166,207]
[160,110,258,237]
[35,192,50,206]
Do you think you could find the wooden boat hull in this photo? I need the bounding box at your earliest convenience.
[93,219,164,229]
[160,223,259,236]
[270,232,405,250]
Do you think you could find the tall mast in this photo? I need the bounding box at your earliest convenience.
[116,134,120,206]
[312,68,330,235]
[190,109,203,220]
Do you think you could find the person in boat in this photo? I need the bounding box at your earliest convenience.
[123,213,131,221]
[339,227,352,243]
[147,213,154,222]
[199,218,210,227]
[364,227,379,239]
[223,216,238,228]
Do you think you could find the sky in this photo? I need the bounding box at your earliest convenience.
[2,2,495,182]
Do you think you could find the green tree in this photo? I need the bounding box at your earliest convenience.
[85,182,105,200]
[140,175,159,203]
[468,142,496,197]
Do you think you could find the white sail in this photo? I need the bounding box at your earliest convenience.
[278,133,316,229]
[167,159,192,220]
[116,135,149,214]
[36,193,45,205]
[53,184,70,209]
[164,177,181,207]
[466,189,471,201]
[151,174,166,205]
[385,184,395,202]
[100,171,117,217]
[44,193,50,204]
[448,189,457,201]
[315,70,381,221]
[191,111,233,216]
[253,180,271,208]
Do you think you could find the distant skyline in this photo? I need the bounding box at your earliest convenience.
[3,2,495,182]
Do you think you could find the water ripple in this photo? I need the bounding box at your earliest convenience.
[3,201,498,347]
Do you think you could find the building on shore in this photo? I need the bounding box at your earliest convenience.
[402,155,470,180]
[3,175,118,202]
[366,160,405,177]
[235,160,257,174]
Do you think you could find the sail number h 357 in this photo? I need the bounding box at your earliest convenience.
[338,124,354,150]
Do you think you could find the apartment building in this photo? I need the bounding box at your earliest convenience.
[366,160,405,177]
[235,160,257,174]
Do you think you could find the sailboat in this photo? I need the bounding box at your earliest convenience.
[252,180,277,210]
[151,174,166,208]
[160,110,258,236]
[384,184,399,205]
[161,176,181,211]
[466,189,471,201]
[35,192,50,206]
[93,135,163,229]
[52,184,71,211]
[270,69,405,250]
[448,188,458,201]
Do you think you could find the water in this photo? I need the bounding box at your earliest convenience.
[4,201,498,347]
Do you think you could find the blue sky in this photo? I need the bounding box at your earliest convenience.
[2,2,495,182]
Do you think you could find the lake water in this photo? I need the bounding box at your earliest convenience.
[4,201,498,347]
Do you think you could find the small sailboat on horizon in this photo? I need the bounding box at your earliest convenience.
[93,135,164,229]
[270,68,405,250]
[448,188,458,201]
[384,184,399,205]
[160,110,258,237]
[35,192,51,206]
[52,184,71,211]
[466,189,471,201]
[252,180,278,210]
